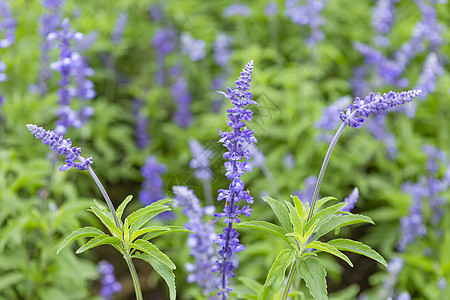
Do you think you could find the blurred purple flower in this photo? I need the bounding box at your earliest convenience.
[170,72,193,127]
[42,0,64,9]
[314,96,351,142]
[139,155,167,206]
[265,2,278,16]
[223,4,251,18]
[294,175,318,205]
[112,12,128,45]
[365,114,397,157]
[372,0,399,47]
[283,152,295,170]
[152,27,177,85]
[213,33,233,67]
[189,138,213,181]
[243,143,265,169]
[181,32,206,61]
[133,99,150,149]
[0,0,16,48]
[98,261,122,300]
[341,187,359,212]
[173,186,219,294]
[148,4,163,21]
[414,52,444,100]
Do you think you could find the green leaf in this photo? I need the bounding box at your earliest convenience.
[75,235,123,254]
[261,249,296,300]
[328,239,387,267]
[0,272,24,290]
[262,196,292,233]
[116,195,133,221]
[315,214,374,239]
[305,203,348,234]
[89,206,122,238]
[291,195,306,221]
[124,218,130,243]
[57,227,105,254]
[133,253,176,300]
[297,257,327,300]
[285,201,302,234]
[307,241,353,267]
[130,226,172,242]
[237,276,263,295]
[313,197,338,213]
[131,240,176,269]
[142,225,191,240]
[236,221,289,245]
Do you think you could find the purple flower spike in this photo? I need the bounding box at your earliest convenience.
[0,0,16,48]
[27,124,93,172]
[139,155,167,206]
[112,12,128,45]
[340,90,421,129]
[98,261,122,300]
[181,32,206,61]
[214,60,257,297]
[189,138,213,181]
[341,187,359,212]
[223,4,251,18]
[173,186,219,294]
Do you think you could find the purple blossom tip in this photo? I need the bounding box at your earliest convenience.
[26,124,92,171]
[341,187,359,212]
[340,90,421,128]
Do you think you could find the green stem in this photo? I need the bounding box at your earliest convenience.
[282,259,297,300]
[87,166,143,300]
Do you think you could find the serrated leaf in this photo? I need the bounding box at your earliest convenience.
[116,195,133,221]
[305,203,348,233]
[261,249,296,300]
[89,206,122,238]
[126,198,172,224]
[328,239,386,267]
[57,227,105,254]
[307,241,353,267]
[263,196,292,233]
[133,253,176,300]
[75,235,123,254]
[131,240,175,269]
[291,195,306,221]
[129,206,172,234]
[142,225,191,240]
[315,214,374,239]
[313,197,338,213]
[130,226,172,242]
[236,221,289,245]
[297,257,327,300]
[285,201,302,234]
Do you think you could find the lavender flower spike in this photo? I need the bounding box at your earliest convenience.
[98,261,122,300]
[26,124,93,171]
[213,60,257,298]
[340,90,422,129]
[341,187,359,212]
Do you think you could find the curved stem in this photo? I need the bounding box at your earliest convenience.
[87,166,143,300]
[282,259,297,300]
[307,123,346,221]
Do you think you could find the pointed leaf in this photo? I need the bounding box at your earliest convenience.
[305,203,348,233]
[89,206,122,238]
[297,257,327,300]
[285,201,302,234]
[131,240,175,269]
[129,206,172,234]
[313,197,338,213]
[75,235,123,254]
[307,241,353,267]
[116,195,133,221]
[237,276,263,295]
[57,226,105,254]
[133,253,176,300]
[261,249,296,300]
[126,198,172,224]
[236,221,289,245]
[315,214,374,239]
[124,219,130,243]
[262,196,292,233]
[131,226,172,242]
[142,225,191,240]
[291,195,306,221]
[328,239,387,267]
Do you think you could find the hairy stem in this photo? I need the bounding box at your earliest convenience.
[87,166,143,300]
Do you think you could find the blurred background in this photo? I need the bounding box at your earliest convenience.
[0,0,449,299]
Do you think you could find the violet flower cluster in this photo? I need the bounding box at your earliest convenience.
[285,0,328,46]
[49,18,95,134]
[139,155,167,206]
[382,257,404,299]
[97,261,122,300]
[172,186,219,295]
[132,99,150,149]
[37,0,64,96]
[181,32,206,61]
[0,0,16,106]
[26,124,93,172]
[372,0,399,47]
[213,60,257,297]
[112,12,128,45]
[341,187,359,213]
[152,27,177,85]
[223,4,251,18]
[339,90,421,129]
[189,138,213,181]
[170,69,193,128]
